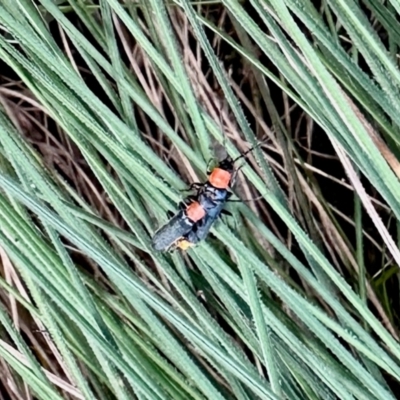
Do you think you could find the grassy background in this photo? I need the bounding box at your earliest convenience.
[0,0,400,399]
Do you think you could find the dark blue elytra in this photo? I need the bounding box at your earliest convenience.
[152,209,195,251]
[183,187,230,245]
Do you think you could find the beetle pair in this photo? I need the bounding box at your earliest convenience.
[151,158,237,251]
[152,148,252,251]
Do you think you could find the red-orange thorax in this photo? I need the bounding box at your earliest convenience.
[186,201,206,222]
[209,168,231,189]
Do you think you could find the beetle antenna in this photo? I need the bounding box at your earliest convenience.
[232,136,269,163]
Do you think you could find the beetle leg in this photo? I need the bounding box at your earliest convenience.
[180,195,197,207]
[180,182,204,192]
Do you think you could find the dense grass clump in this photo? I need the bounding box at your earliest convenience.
[0,1,400,399]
